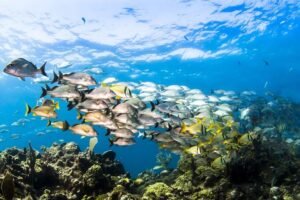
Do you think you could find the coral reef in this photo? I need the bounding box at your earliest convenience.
[0,142,127,199]
[1,137,300,199]
[136,138,300,200]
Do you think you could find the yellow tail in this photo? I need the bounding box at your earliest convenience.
[180,123,187,133]
[55,102,60,110]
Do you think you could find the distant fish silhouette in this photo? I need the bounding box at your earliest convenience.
[184,36,189,41]
[263,60,269,66]
[81,17,86,24]
[264,81,269,88]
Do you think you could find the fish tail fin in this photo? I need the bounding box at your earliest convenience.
[166,122,172,131]
[79,92,86,102]
[45,84,51,91]
[105,129,111,136]
[150,101,155,111]
[63,121,69,131]
[180,123,186,133]
[39,62,47,77]
[155,99,160,105]
[124,86,132,97]
[128,88,132,97]
[25,104,31,116]
[77,111,83,120]
[104,108,110,116]
[55,102,60,110]
[108,138,114,147]
[67,100,78,111]
[52,72,59,83]
[46,120,51,126]
[58,71,64,79]
[40,87,47,98]
[142,132,146,139]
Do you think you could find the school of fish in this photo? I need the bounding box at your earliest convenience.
[3,58,266,165]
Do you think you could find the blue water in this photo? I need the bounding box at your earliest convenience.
[0,0,300,177]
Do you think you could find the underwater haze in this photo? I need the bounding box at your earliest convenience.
[1,0,300,199]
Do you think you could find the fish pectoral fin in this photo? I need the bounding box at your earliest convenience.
[19,77,25,81]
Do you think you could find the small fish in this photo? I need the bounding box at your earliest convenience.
[0,129,9,133]
[106,84,132,98]
[80,111,112,124]
[109,137,135,146]
[41,84,83,100]
[106,128,134,138]
[153,165,164,170]
[112,102,137,115]
[85,87,116,100]
[180,118,206,135]
[75,99,108,111]
[47,120,69,131]
[4,58,47,80]
[69,124,98,137]
[185,145,201,156]
[25,104,57,118]
[52,71,96,86]
[124,98,146,110]
[82,17,86,24]
[238,132,256,145]
[263,60,269,66]
[211,156,227,170]
[184,35,189,41]
[11,134,20,140]
[264,81,269,89]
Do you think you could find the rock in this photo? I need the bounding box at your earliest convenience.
[83,164,106,188]
[102,150,116,161]
[270,186,280,196]
[1,172,15,200]
[142,182,175,200]
[0,142,128,199]
[63,142,80,154]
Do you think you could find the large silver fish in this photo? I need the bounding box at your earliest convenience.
[41,84,82,100]
[52,71,96,86]
[4,58,47,80]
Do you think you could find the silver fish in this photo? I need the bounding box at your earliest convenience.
[4,58,47,80]
[41,85,82,100]
[53,71,96,86]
